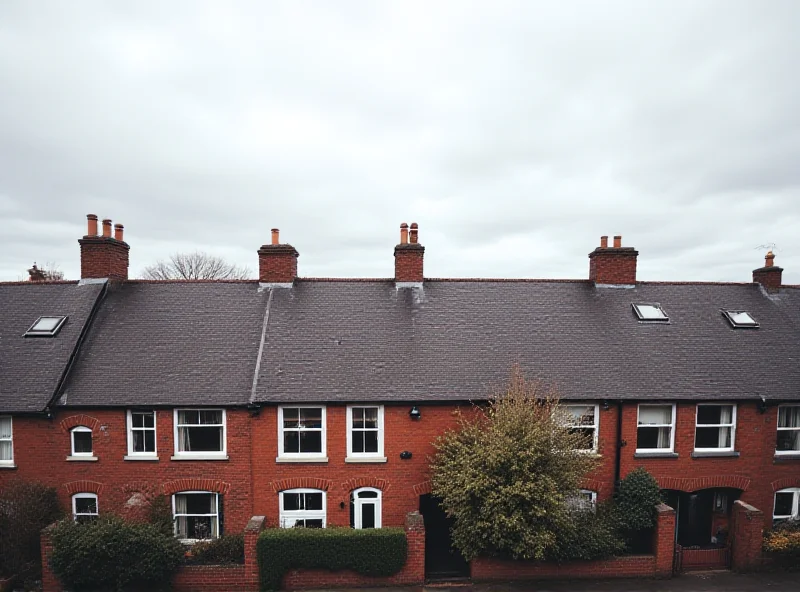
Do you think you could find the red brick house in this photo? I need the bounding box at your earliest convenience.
[2,215,799,580]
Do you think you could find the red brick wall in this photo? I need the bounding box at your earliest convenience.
[653,503,677,577]
[258,246,298,283]
[2,409,253,534]
[78,237,129,280]
[588,248,638,285]
[393,245,424,283]
[282,511,425,590]
[730,500,765,572]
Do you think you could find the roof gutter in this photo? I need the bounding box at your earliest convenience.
[44,280,109,416]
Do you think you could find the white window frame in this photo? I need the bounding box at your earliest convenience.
[566,489,598,513]
[72,493,98,522]
[694,403,737,452]
[773,488,800,522]
[352,487,382,529]
[776,405,800,456]
[561,404,599,453]
[172,491,220,542]
[0,416,13,467]
[172,409,227,460]
[277,406,327,460]
[636,404,676,454]
[126,410,157,458]
[279,488,326,528]
[346,405,385,460]
[70,426,93,456]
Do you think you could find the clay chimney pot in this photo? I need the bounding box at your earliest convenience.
[114,223,124,241]
[87,214,98,236]
[613,235,622,248]
[600,236,608,248]
[271,228,280,245]
[409,222,419,244]
[102,219,112,238]
[400,223,409,245]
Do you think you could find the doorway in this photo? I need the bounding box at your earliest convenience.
[419,494,470,580]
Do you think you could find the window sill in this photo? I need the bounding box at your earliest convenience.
[691,451,740,458]
[124,455,160,461]
[345,456,387,463]
[275,456,328,463]
[634,452,679,459]
[0,463,17,469]
[774,453,800,461]
[170,454,228,461]
[66,456,98,462]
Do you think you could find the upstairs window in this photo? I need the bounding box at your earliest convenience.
[351,488,382,529]
[562,405,599,452]
[72,493,98,523]
[722,310,759,328]
[278,406,326,458]
[637,404,675,453]
[173,492,220,540]
[694,404,736,451]
[174,410,226,456]
[127,410,157,456]
[347,406,384,459]
[777,405,800,455]
[773,488,800,524]
[0,416,12,466]
[632,303,669,322]
[70,426,93,457]
[280,489,325,528]
[24,316,67,337]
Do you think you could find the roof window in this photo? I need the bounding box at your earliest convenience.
[24,316,67,337]
[632,303,669,322]
[722,310,759,329]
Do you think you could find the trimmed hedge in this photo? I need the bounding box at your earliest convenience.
[257,527,407,591]
[185,533,245,565]
[49,515,184,591]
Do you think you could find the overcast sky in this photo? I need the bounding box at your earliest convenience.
[1,1,798,283]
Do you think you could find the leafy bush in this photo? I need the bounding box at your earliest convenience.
[430,368,601,561]
[147,494,175,537]
[185,534,245,565]
[49,515,184,591]
[614,467,661,551]
[764,521,800,555]
[546,503,625,562]
[0,480,63,581]
[257,527,407,591]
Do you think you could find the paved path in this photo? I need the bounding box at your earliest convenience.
[320,572,799,592]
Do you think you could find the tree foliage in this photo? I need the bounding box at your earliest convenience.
[26,261,65,281]
[0,480,63,580]
[141,251,251,280]
[614,467,662,533]
[430,367,605,561]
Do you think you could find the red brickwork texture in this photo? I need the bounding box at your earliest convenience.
[281,511,425,590]
[653,503,677,577]
[394,245,424,282]
[588,248,638,285]
[79,238,129,280]
[730,500,765,572]
[753,268,782,291]
[258,246,298,283]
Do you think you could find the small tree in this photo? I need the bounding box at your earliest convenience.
[141,251,250,280]
[614,467,662,551]
[430,367,604,561]
[26,262,65,281]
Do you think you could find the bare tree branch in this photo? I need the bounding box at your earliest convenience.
[141,252,251,280]
[26,261,65,281]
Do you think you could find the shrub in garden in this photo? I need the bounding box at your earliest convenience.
[147,493,175,537]
[49,515,184,591]
[763,520,800,568]
[546,503,625,562]
[0,479,62,581]
[613,467,662,552]
[185,533,245,565]
[257,527,407,591]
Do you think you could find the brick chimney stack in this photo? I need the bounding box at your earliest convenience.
[394,222,424,285]
[588,235,638,286]
[258,228,299,284]
[79,214,130,280]
[753,251,783,292]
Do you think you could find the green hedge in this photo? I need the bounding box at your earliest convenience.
[185,533,245,565]
[257,528,407,591]
[49,515,184,591]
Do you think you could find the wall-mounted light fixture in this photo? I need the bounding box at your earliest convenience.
[339,501,346,509]
[400,451,412,459]
[758,396,767,414]
[409,406,421,420]
[601,400,611,411]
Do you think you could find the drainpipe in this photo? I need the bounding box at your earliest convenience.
[614,401,624,489]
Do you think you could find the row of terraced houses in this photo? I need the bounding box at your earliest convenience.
[1,215,799,581]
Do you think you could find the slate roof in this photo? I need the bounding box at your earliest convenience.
[60,281,268,407]
[0,281,104,413]
[253,280,800,403]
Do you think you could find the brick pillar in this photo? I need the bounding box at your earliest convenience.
[244,515,266,591]
[652,503,676,578]
[730,500,764,572]
[404,511,426,584]
[40,524,60,592]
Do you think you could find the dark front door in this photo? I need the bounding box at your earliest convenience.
[419,494,470,580]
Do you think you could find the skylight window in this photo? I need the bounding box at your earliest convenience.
[722,310,759,329]
[632,303,669,322]
[24,316,67,337]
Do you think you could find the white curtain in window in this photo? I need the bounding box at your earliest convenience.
[779,407,800,428]
[718,406,733,447]
[656,427,670,448]
[180,427,192,452]
[639,406,671,425]
[175,495,188,537]
[0,418,11,461]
